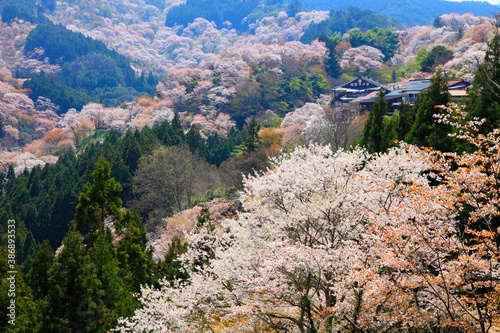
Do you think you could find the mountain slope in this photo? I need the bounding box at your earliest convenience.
[299,0,499,25]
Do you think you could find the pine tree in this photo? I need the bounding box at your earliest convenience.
[0,235,42,332]
[405,68,454,151]
[361,89,390,153]
[244,116,261,152]
[45,230,108,332]
[320,34,342,78]
[395,102,415,140]
[76,157,122,241]
[468,32,500,134]
[28,240,54,301]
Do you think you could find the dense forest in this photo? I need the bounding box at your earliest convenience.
[0,116,251,261]
[0,0,55,24]
[0,0,500,331]
[300,6,402,44]
[21,21,158,112]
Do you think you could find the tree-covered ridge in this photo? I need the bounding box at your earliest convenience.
[0,111,272,332]
[299,0,500,26]
[22,21,158,112]
[300,6,403,44]
[165,0,277,31]
[0,156,188,332]
[22,71,94,114]
[0,0,55,24]
[0,116,247,254]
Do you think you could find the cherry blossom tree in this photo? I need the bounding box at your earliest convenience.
[116,145,432,332]
[367,103,500,332]
[117,101,500,332]
[340,45,384,72]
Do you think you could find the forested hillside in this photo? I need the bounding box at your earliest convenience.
[299,0,500,25]
[0,0,55,24]
[21,21,158,112]
[0,0,500,331]
[165,0,262,31]
[300,6,403,43]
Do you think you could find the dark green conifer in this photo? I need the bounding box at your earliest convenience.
[28,240,54,300]
[468,32,500,135]
[361,89,390,153]
[76,157,122,240]
[405,68,454,151]
[244,116,261,152]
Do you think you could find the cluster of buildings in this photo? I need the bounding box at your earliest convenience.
[332,75,470,115]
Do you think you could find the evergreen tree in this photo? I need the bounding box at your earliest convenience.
[405,68,454,151]
[320,34,342,78]
[117,210,152,292]
[286,0,301,17]
[468,32,500,135]
[76,157,122,241]
[244,116,261,152]
[90,233,132,324]
[0,235,42,332]
[124,137,142,173]
[395,102,415,140]
[45,230,107,332]
[380,114,398,152]
[361,89,390,153]
[186,124,208,159]
[28,240,54,301]
[170,113,185,145]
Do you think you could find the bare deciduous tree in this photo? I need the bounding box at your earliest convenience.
[302,104,362,151]
[133,145,216,229]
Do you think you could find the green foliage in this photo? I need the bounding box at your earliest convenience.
[405,69,454,151]
[0,235,42,332]
[347,27,400,59]
[261,112,283,128]
[23,71,94,114]
[286,0,301,17]
[320,33,342,78]
[244,116,261,152]
[76,157,123,241]
[420,45,453,72]
[0,117,245,296]
[467,33,500,135]
[38,164,153,332]
[186,125,208,159]
[394,102,414,141]
[44,229,108,332]
[246,5,279,25]
[28,240,54,301]
[206,128,244,166]
[23,21,156,111]
[301,6,402,44]
[153,236,189,287]
[227,61,329,123]
[361,89,394,153]
[117,212,151,292]
[0,0,54,24]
